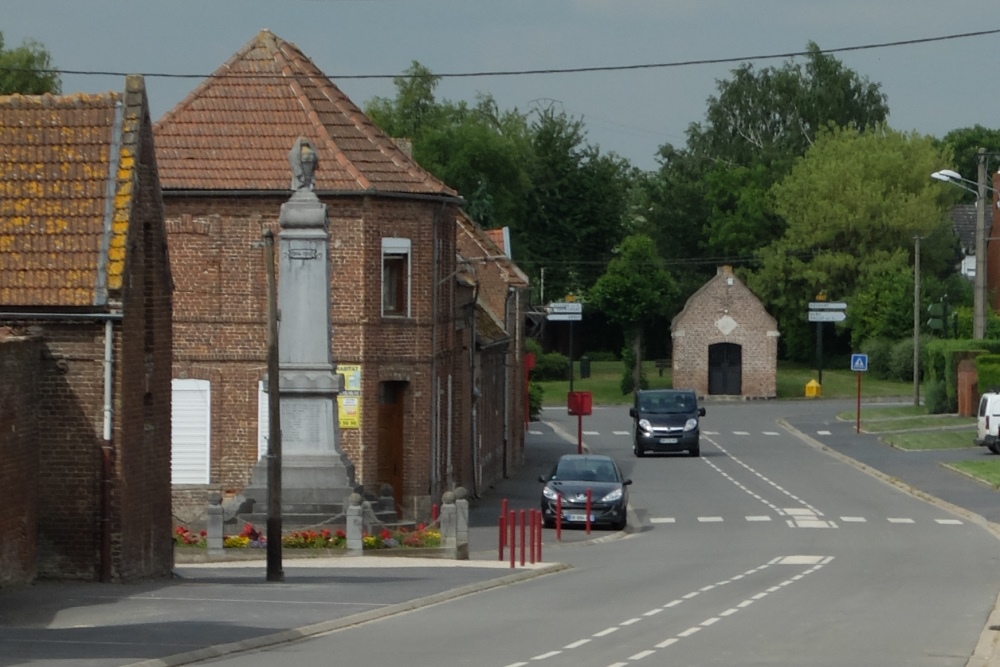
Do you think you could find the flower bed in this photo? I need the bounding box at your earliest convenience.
[174,522,441,552]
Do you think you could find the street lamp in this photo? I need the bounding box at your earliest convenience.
[930,154,1000,339]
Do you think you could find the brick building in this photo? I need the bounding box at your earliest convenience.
[671,266,778,399]
[0,76,174,583]
[455,214,530,494]
[155,30,526,518]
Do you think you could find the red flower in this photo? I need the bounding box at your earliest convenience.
[380,528,391,540]
[199,530,207,537]
[335,529,346,539]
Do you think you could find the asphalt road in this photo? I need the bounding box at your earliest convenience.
[138,398,1000,667]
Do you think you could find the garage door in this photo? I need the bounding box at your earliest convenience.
[171,379,211,484]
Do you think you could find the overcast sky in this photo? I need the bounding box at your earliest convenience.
[3,0,999,172]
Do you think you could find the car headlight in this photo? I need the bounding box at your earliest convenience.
[684,418,698,431]
[601,488,623,502]
[638,419,652,432]
[542,486,559,500]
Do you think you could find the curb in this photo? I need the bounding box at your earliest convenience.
[122,561,572,667]
[778,418,1000,667]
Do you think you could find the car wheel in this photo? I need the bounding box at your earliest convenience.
[689,446,700,457]
[544,518,555,529]
[989,442,999,455]
[634,444,645,458]
[613,515,627,531]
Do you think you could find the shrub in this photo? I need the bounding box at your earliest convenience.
[975,354,1000,393]
[888,338,915,383]
[860,338,894,380]
[533,351,569,381]
[528,380,543,420]
[925,379,949,414]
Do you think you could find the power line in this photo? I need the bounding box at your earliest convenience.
[3,28,998,82]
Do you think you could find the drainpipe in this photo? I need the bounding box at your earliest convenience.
[100,318,114,582]
[503,286,515,478]
[469,280,480,497]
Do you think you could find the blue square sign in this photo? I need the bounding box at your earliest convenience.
[851,354,868,372]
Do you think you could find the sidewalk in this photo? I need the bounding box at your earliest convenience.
[0,422,585,667]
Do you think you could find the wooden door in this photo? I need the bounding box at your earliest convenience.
[377,381,406,511]
[708,343,742,395]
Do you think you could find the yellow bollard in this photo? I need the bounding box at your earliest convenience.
[805,379,822,398]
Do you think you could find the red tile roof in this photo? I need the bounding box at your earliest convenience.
[0,88,139,307]
[153,30,457,197]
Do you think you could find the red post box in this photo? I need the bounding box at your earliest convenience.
[567,391,592,416]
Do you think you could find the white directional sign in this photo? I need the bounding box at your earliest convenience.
[809,301,848,310]
[808,310,846,322]
[547,302,583,321]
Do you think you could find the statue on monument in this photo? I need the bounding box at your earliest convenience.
[289,137,318,191]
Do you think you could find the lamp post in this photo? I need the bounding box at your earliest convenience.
[931,156,999,339]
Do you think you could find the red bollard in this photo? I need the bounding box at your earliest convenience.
[432,503,439,522]
[585,488,593,535]
[499,499,508,558]
[498,513,505,562]
[536,510,543,563]
[508,510,516,569]
[527,509,535,564]
[556,495,562,541]
[520,509,526,566]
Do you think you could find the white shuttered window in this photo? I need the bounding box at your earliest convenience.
[171,379,211,484]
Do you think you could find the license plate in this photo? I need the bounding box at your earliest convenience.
[566,513,594,522]
[660,437,678,444]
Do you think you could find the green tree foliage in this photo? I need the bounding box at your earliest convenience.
[0,32,60,94]
[686,42,888,167]
[746,125,959,360]
[645,43,890,284]
[589,234,677,393]
[939,125,1000,197]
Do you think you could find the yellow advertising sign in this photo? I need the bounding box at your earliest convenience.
[336,364,362,429]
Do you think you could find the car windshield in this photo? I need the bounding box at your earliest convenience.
[551,460,618,483]
[638,392,695,414]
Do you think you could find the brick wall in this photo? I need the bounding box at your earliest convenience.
[164,193,464,518]
[113,95,174,581]
[0,335,41,586]
[672,268,779,398]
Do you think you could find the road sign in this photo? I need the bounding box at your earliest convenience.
[808,301,847,310]
[851,354,869,372]
[547,301,583,321]
[808,310,846,322]
[548,302,583,314]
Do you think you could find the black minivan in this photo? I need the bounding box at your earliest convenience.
[629,389,705,457]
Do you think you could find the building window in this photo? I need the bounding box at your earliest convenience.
[382,237,411,317]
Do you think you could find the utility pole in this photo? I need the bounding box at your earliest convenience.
[913,235,921,407]
[263,229,283,582]
[974,148,987,339]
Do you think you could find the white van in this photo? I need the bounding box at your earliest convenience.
[976,391,1000,453]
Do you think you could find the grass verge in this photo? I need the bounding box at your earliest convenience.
[882,430,977,451]
[947,460,1000,488]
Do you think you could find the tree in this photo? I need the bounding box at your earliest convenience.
[643,43,891,287]
[686,42,888,168]
[939,125,1000,200]
[0,32,60,95]
[588,234,677,393]
[746,125,959,360]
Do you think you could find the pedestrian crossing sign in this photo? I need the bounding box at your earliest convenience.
[851,354,868,372]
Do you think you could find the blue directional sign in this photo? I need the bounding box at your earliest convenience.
[850,354,869,372]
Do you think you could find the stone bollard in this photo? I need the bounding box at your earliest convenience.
[207,494,224,557]
[454,487,469,560]
[346,493,364,555]
[440,491,458,558]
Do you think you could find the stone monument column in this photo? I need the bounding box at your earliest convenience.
[277,137,355,490]
[244,138,355,515]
